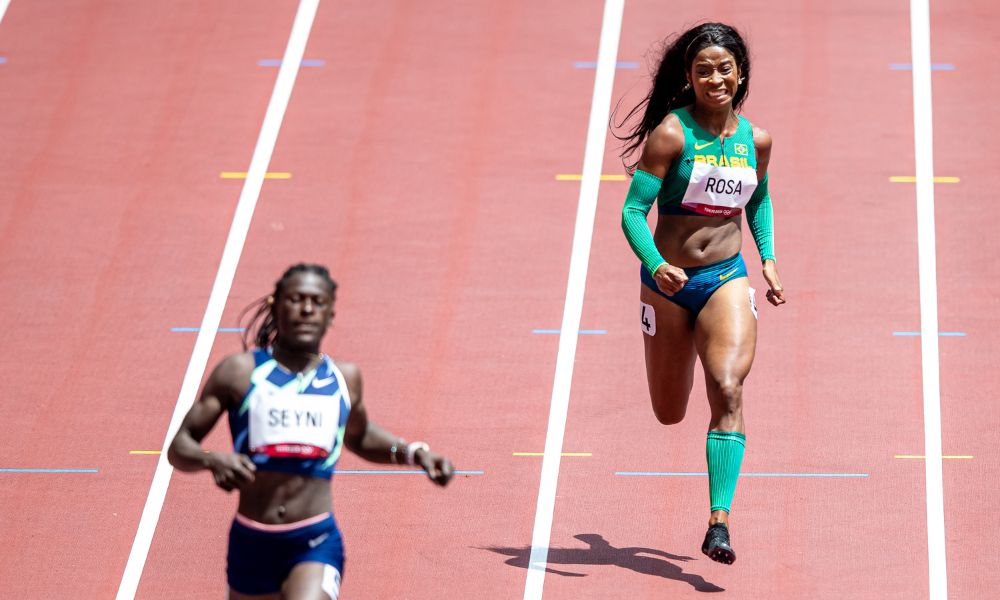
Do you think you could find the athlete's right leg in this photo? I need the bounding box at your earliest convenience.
[640,284,697,424]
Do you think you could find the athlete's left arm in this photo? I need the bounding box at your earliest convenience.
[341,362,454,486]
[749,125,786,307]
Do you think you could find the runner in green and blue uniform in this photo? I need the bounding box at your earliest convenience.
[617,23,787,565]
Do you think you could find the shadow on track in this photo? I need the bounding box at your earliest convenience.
[479,533,724,592]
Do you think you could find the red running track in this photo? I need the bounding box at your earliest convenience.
[0,0,996,598]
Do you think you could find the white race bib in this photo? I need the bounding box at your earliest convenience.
[248,388,342,458]
[681,162,757,217]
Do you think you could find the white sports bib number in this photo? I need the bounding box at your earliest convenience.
[682,162,757,217]
[640,301,656,336]
[248,389,341,458]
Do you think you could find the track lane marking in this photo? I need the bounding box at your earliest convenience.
[909,1,948,597]
[889,175,959,183]
[523,2,624,599]
[114,2,321,598]
[895,455,972,460]
[0,0,10,27]
[513,452,592,457]
[220,171,292,179]
[555,174,626,181]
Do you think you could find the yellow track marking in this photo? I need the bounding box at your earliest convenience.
[555,174,626,181]
[513,452,592,457]
[889,176,959,183]
[129,450,162,455]
[894,454,973,459]
[220,172,292,179]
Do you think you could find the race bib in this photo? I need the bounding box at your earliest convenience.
[681,162,757,217]
[248,388,341,458]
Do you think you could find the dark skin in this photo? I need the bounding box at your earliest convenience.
[168,272,454,599]
[635,46,786,530]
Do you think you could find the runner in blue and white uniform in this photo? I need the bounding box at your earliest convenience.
[169,263,454,599]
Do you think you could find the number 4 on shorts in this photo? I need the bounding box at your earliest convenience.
[640,301,656,336]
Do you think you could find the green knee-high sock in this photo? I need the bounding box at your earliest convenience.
[706,431,746,513]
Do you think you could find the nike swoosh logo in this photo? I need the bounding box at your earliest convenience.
[308,532,331,548]
[694,141,714,150]
[312,376,336,389]
[718,268,739,281]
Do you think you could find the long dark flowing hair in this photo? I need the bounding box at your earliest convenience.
[613,23,752,174]
[238,263,338,350]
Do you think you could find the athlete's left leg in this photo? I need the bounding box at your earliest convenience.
[282,561,341,600]
[694,276,757,563]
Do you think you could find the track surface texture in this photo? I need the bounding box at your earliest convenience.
[0,1,994,598]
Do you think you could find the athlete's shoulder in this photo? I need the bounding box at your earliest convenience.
[331,360,362,400]
[206,351,256,404]
[639,113,685,173]
[750,122,772,154]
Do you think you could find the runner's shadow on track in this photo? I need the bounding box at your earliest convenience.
[479,533,724,592]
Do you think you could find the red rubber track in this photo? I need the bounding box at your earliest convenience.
[140,1,607,599]
[931,0,1000,596]
[0,1,297,598]
[0,0,995,598]
[544,1,942,598]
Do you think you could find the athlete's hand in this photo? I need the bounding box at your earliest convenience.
[415,449,454,487]
[762,260,785,306]
[207,452,256,492]
[653,263,688,296]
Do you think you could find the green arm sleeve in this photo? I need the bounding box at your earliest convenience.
[744,173,776,262]
[621,169,667,276]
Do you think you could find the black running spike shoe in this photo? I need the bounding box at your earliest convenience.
[701,522,736,565]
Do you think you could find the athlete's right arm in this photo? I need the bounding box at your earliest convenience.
[167,353,257,492]
[622,117,688,294]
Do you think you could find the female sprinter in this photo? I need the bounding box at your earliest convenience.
[617,23,786,565]
[168,263,454,599]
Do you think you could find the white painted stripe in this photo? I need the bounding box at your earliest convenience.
[114,2,320,598]
[908,1,948,598]
[0,0,11,27]
[522,1,623,598]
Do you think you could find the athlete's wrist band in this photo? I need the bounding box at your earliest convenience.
[405,441,430,466]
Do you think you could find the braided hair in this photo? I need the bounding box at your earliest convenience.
[613,23,751,175]
[239,263,338,351]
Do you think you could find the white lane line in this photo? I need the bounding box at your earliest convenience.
[909,1,948,598]
[522,1,624,599]
[114,1,321,598]
[0,0,11,27]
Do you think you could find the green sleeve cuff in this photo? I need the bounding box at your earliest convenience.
[621,169,667,275]
[745,174,775,262]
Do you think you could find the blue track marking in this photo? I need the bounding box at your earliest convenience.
[335,469,484,475]
[889,63,955,71]
[532,329,607,334]
[615,471,868,478]
[892,331,966,337]
[574,61,638,69]
[258,58,325,67]
[0,57,7,64]
[171,327,245,333]
[0,468,98,473]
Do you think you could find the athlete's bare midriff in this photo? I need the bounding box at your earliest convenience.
[236,471,332,524]
[653,213,742,267]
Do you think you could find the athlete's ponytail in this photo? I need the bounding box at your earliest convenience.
[614,23,751,175]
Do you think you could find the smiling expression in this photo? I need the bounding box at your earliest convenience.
[688,46,741,109]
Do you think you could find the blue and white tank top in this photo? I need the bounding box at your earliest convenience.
[228,349,351,480]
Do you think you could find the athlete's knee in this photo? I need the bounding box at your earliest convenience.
[709,377,744,414]
[649,391,689,425]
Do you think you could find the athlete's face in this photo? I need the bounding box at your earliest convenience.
[274,272,335,350]
[688,46,741,110]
